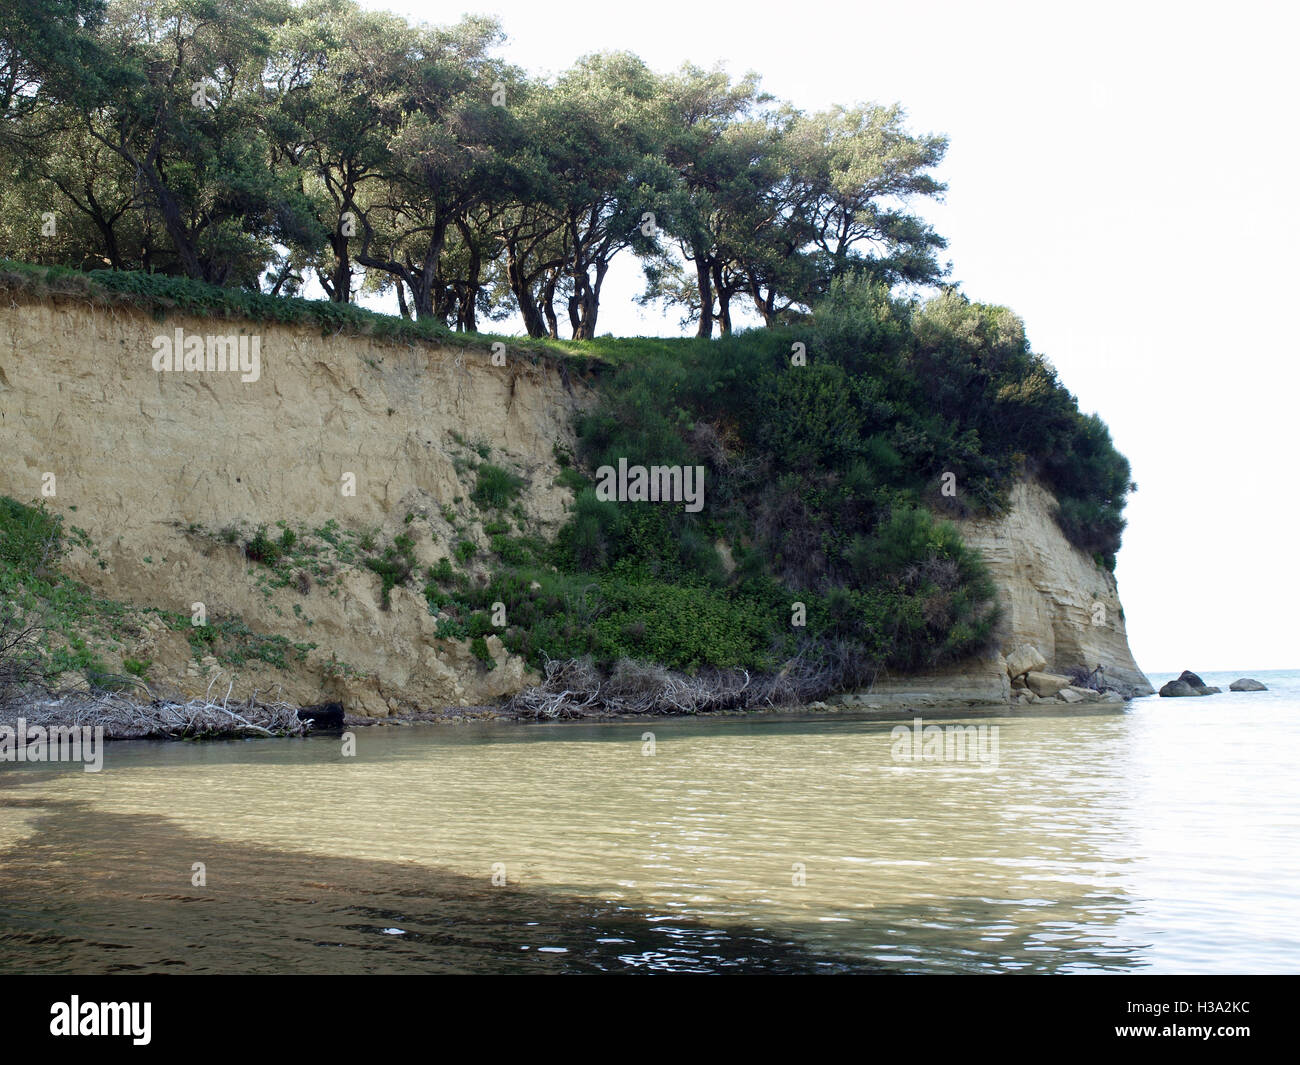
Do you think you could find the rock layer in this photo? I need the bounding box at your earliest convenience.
[955,480,1153,696]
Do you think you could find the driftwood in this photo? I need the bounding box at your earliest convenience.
[3,675,309,740]
[506,655,835,720]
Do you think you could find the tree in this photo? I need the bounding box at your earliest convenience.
[268,0,417,302]
[645,65,768,337]
[346,16,523,323]
[21,0,323,285]
[500,53,673,339]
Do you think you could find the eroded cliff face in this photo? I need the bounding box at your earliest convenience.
[845,479,1152,708]
[957,480,1151,695]
[1,297,1149,714]
[0,297,588,714]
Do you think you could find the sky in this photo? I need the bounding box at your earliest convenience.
[360,0,1298,672]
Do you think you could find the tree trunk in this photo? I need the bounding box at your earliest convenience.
[457,225,481,332]
[542,271,559,339]
[713,261,733,335]
[505,247,546,338]
[694,256,714,338]
[328,231,352,303]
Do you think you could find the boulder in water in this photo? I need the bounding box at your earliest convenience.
[1229,678,1268,692]
[1158,670,1220,696]
[1159,679,1203,697]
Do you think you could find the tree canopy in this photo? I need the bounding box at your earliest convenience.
[0,0,950,336]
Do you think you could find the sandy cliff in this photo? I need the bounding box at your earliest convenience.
[0,297,587,714]
[848,480,1153,708]
[1,297,1150,713]
[957,479,1150,694]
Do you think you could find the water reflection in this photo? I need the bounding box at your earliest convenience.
[2,697,1296,973]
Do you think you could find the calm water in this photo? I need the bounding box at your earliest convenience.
[1,669,1297,974]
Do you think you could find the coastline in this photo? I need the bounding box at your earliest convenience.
[0,679,1143,744]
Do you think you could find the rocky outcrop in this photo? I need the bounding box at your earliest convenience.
[1230,678,1268,692]
[844,479,1153,711]
[1159,670,1221,697]
[1005,643,1047,680]
[955,480,1153,697]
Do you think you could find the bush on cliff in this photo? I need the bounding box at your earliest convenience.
[432,278,1129,682]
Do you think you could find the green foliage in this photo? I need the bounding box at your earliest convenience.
[469,635,496,670]
[503,278,1131,677]
[472,464,526,509]
[244,526,282,566]
[0,496,62,571]
[555,467,587,492]
[122,657,151,678]
[363,533,417,610]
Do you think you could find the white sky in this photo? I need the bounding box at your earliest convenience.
[361,0,1299,672]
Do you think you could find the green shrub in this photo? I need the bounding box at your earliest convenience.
[244,526,281,566]
[472,464,525,509]
[364,534,417,609]
[469,635,496,670]
[555,467,587,492]
[123,657,151,678]
[0,497,61,572]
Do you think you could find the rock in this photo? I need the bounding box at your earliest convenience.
[1160,670,1222,697]
[297,701,345,729]
[1010,675,1027,690]
[953,480,1154,697]
[1006,644,1048,679]
[1063,685,1101,703]
[1057,688,1086,703]
[1229,678,1268,692]
[1025,671,1071,698]
[1159,679,1205,697]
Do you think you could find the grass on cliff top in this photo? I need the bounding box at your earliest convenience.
[0,258,685,369]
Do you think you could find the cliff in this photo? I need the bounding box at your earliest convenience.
[957,479,1151,695]
[0,296,1150,714]
[0,297,587,715]
[844,480,1153,708]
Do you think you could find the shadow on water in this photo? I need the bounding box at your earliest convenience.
[0,788,1142,974]
[0,793,872,974]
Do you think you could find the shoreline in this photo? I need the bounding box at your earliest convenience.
[0,683,1143,744]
